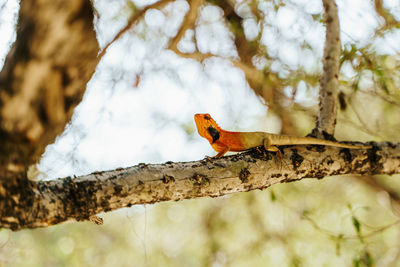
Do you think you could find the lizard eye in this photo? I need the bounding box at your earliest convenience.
[204,115,211,120]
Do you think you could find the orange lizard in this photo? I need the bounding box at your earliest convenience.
[194,113,371,158]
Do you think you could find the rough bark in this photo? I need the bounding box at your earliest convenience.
[0,0,99,179]
[1,142,397,231]
[315,0,341,137]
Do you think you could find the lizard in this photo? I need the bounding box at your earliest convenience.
[194,113,372,158]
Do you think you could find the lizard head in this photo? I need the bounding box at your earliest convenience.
[194,113,221,144]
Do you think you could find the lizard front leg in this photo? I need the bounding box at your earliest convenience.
[214,145,229,158]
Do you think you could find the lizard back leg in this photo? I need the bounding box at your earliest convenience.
[264,138,282,159]
[263,138,280,152]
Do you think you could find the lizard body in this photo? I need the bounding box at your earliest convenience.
[194,113,371,158]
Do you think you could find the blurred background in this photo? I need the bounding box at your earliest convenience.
[0,0,400,266]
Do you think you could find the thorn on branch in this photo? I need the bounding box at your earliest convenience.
[89,215,103,225]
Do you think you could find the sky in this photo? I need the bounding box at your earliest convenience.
[0,0,399,180]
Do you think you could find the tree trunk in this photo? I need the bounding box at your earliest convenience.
[0,0,99,179]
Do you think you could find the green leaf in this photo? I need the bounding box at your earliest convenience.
[381,80,389,94]
[352,216,361,235]
[353,259,361,267]
[270,190,276,201]
[335,234,343,256]
[362,251,373,267]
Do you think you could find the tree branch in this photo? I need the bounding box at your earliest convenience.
[374,0,399,31]
[168,0,204,53]
[211,0,277,103]
[168,0,278,103]
[316,0,341,136]
[98,0,174,59]
[1,142,397,231]
[167,0,213,60]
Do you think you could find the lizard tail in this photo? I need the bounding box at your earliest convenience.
[274,135,372,149]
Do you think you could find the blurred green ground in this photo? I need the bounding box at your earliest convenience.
[2,175,400,267]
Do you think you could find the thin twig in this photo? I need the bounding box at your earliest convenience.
[302,213,400,240]
[98,0,174,60]
[356,175,400,217]
[168,0,204,52]
[275,190,400,241]
[167,0,269,97]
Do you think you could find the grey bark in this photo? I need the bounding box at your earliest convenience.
[1,142,397,231]
[0,0,99,179]
[316,0,341,137]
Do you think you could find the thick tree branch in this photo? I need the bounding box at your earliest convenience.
[316,0,341,136]
[0,0,99,179]
[210,0,255,66]
[1,142,397,231]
